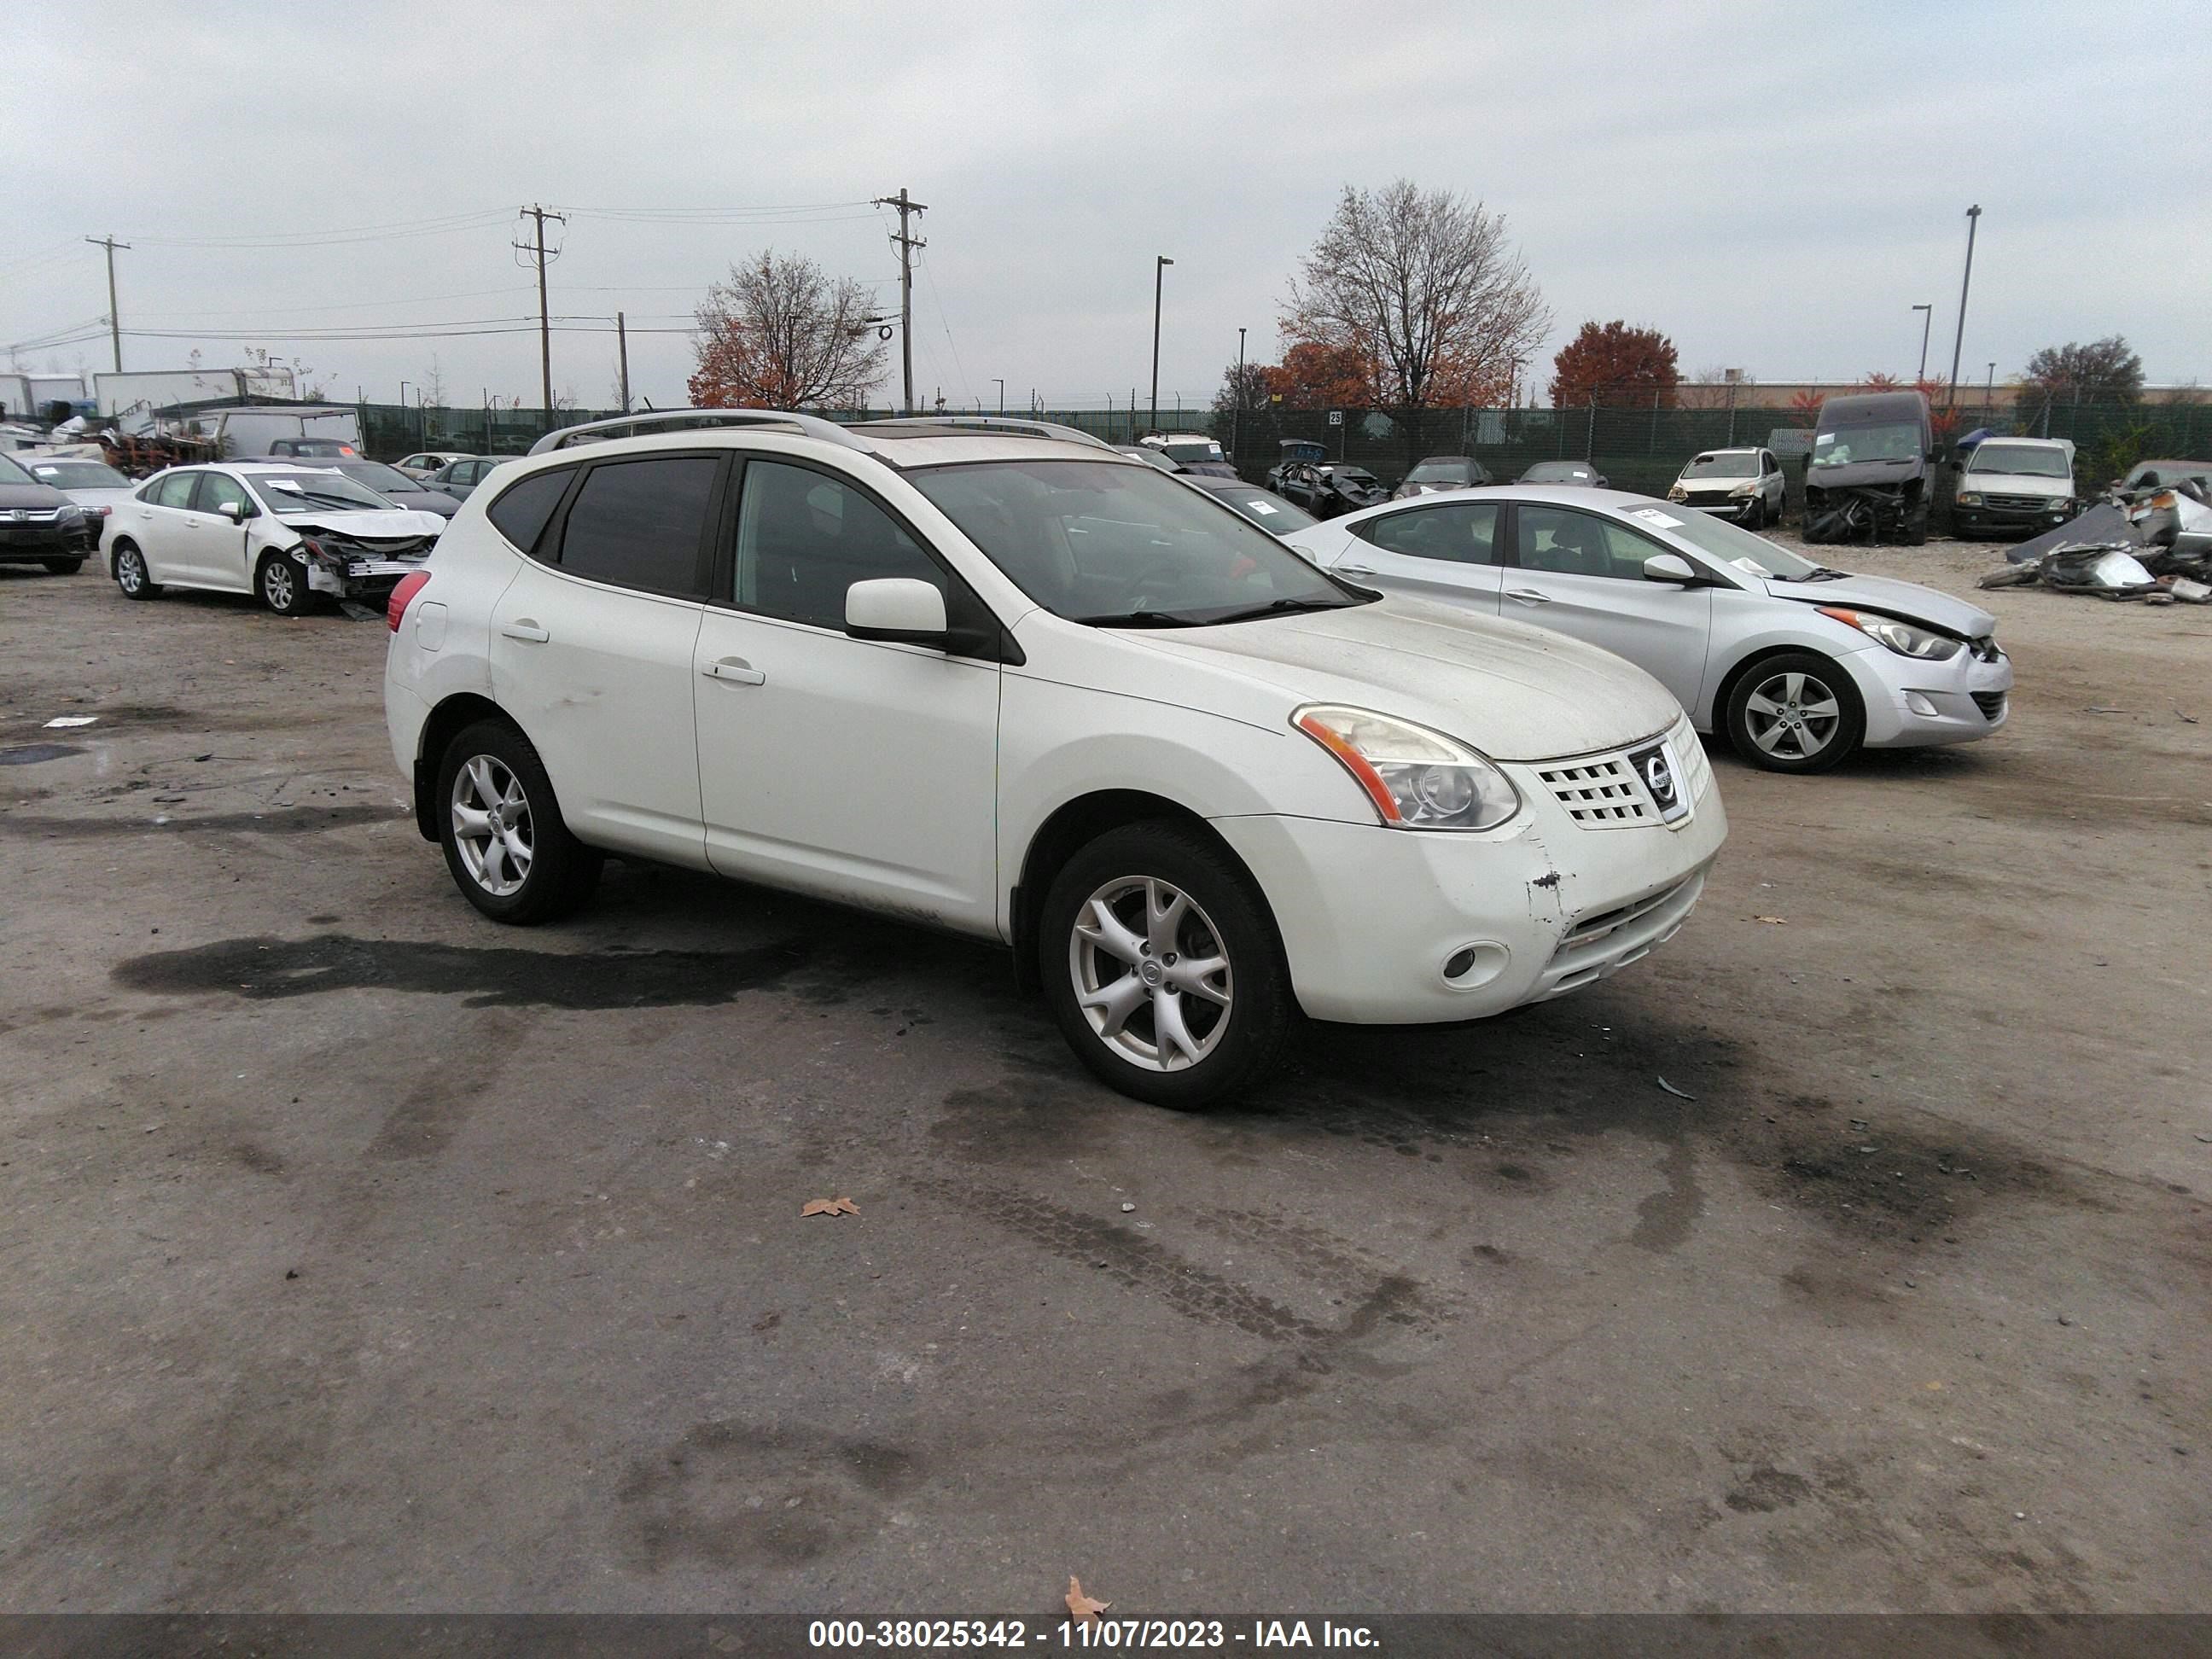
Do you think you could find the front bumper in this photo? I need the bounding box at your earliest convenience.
[305,553,429,601]
[1841,641,2014,748]
[1952,500,2073,536]
[0,517,98,562]
[1211,721,1726,1024]
[1679,496,1760,520]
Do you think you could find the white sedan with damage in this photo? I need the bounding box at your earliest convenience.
[108,463,444,615]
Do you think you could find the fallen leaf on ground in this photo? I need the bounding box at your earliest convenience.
[1656,1076,1697,1101]
[1752,915,1787,924]
[1065,1575,1110,1623]
[801,1196,859,1217]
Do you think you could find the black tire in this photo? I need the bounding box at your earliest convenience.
[1725,651,1865,774]
[1038,819,1293,1109]
[1743,498,1766,531]
[43,556,84,574]
[257,550,314,616]
[1903,504,1930,546]
[111,540,161,599]
[434,718,603,923]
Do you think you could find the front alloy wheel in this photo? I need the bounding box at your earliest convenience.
[1726,652,1865,773]
[1039,821,1293,1109]
[1069,876,1234,1073]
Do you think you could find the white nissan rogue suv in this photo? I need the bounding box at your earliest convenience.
[383,414,1726,1107]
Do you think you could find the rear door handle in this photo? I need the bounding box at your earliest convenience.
[704,657,766,686]
[499,621,550,643]
[1336,563,1377,578]
[1505,587,1553,604]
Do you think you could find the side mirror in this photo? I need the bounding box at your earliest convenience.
[845,577,948,646]
[219,500,251,522]
[1642,553,1699,585]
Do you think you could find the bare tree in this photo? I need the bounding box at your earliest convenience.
[1284,180,1549,411]
[690,249,888,410]
[1679,364,1755,410]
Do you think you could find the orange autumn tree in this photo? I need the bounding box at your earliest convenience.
[688,249,886,410]
[1548,320,1679,408]
[1261,340,1375,409]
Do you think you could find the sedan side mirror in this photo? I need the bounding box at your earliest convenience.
[845,577,948,646]
[219,500,252,522]
[1642,553,1700,585]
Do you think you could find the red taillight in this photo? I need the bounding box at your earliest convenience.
[387,570,431,632]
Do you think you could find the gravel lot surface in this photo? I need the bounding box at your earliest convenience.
[1,533,2205,1615]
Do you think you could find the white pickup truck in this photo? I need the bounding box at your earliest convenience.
[1952,436,2076,539]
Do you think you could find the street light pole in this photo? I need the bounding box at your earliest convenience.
[993,377,1004,416]
[1912,303,1932,381]
[1149,255,1173,435]
[1231,326,1246,465]
[1944,205,1982,408]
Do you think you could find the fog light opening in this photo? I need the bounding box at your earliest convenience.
[1442,941,1509,989]
[1904,691,1940,718]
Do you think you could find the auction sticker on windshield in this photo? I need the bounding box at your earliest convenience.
[1627,508,1685,529]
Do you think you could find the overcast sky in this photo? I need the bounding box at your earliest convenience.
[7,2,2206,414]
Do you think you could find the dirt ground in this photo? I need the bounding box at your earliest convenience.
[0,532,2205,1616]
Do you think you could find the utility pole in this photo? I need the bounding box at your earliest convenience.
[1150,255,1173,434]
[1945,205,1981,409]
[86,235,130,372]
[617,311,631,413]
[515,205,566,417]
[872,188,928,415]
[993,377,1004,416]
[1912,303,1932,381]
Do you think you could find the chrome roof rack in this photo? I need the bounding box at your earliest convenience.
[525,408,870,456]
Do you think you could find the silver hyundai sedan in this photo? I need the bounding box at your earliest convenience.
[1285,486,2011,773]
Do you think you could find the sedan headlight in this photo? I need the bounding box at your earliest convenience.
[1294,705,1520,831]
[1666,483,1688,502]
[1817,606,1963,661]
[1955,492,1983,508]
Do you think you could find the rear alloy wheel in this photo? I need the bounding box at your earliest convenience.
[258,550,313,616]
[113,541,161,599]
[1726,652,1865,774]
[436,719,602,923]
[1040,821,1291,1109]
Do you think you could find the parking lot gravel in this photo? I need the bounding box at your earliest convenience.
[1,534,2205,1614]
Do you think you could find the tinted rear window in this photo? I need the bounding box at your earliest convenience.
[553,457,718,596]
[486,468,573,555]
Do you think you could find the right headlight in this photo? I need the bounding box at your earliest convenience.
[1294,705,1521,831]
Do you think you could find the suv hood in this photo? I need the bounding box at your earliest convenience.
[1766,573,1994,639]
[1961,469,2072,499]
[1119,596,1684,761]
[0,480,74,511]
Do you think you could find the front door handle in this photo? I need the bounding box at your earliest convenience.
[703,657,766,686]
[500,621,550,643]
[1336,562,1377,578]
[1505,587,1553,604]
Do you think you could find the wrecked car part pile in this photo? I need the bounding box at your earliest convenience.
[1983,484,2212,602]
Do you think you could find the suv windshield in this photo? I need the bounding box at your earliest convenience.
[1155,441,1222,463]
[1619,504,1823,580]
[27,460,130,488]
[248,471,399,513]
[1811,424,1920,467]
[910,459,1366,626]
[1680,452,1756,479]
[1967,444,2069,478]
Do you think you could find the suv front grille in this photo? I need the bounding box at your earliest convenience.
[1970,690,2006,720]
[1984,494,2053,511]
[1534,755,1654,826]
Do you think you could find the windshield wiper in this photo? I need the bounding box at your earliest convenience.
[1203,595,1359,624]
[279,492,381,511]
[1802,566,1852,581]
[1066,609,1207,628]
